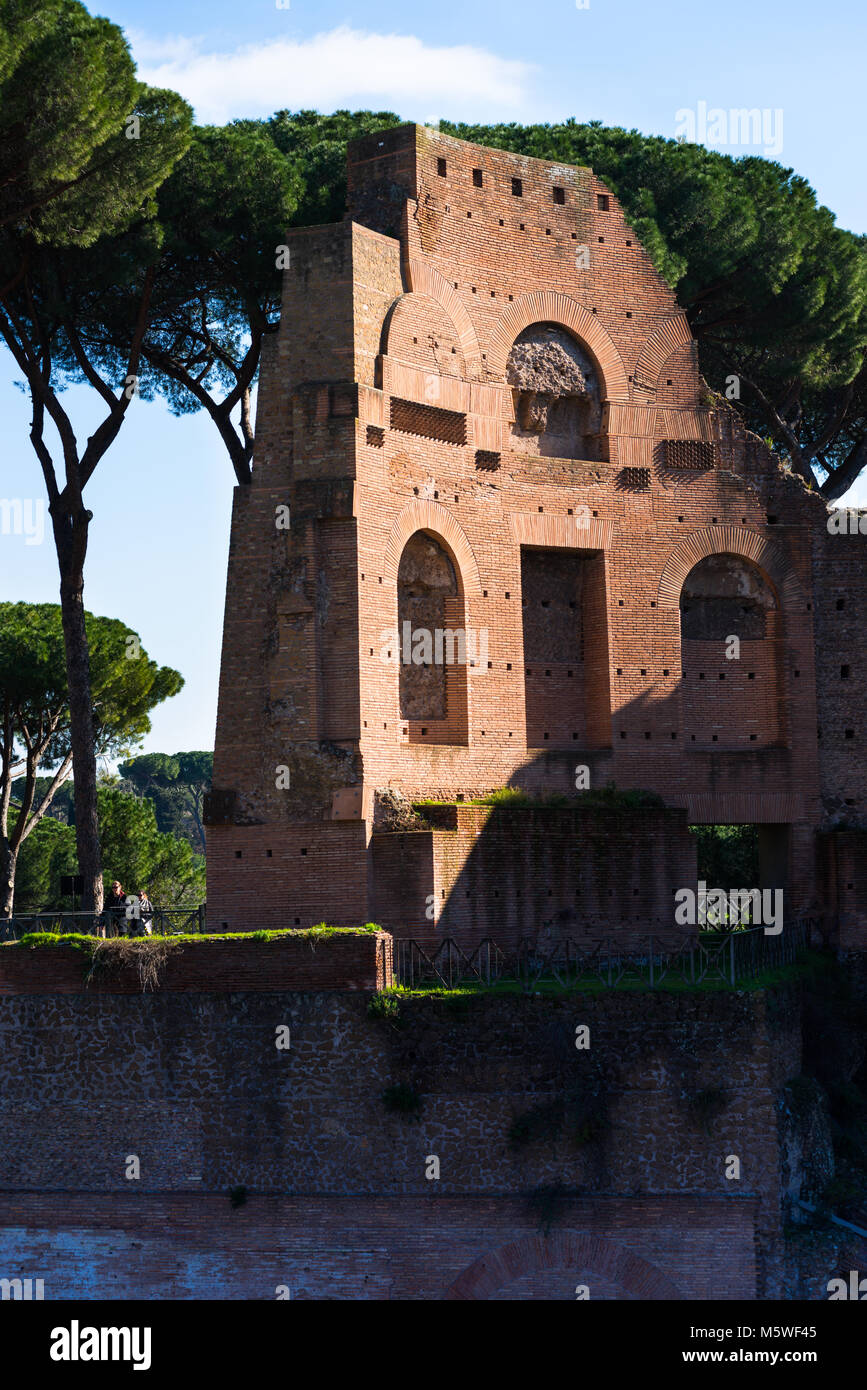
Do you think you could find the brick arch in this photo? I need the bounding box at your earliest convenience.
[395,259,484,379]
[444,1231,683,1300]
[656,525,805,611]
[383,292,467,377]
[382,501,483,596]
[487,291,630,403]
[632,314,693,397]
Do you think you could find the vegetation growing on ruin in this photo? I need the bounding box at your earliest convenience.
[508,1099,566,1149]
[85,936,180,992]
[784,1074,826,1122]
[6,923,383,992]
[690,824,760,889]
[415,783,666,811]
[383,953,823,1000]
[473,788,573,808]
[526,1184,575,1237]
[681,1085,730,1134]
[503,1017,612,1164]
[799,961,867,1224]
[367,989,408,1024]
[10,924,381,950]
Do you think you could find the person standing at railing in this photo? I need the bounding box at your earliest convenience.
[137,890,154,936]
[104,880,126,938]
[122,889,154,937]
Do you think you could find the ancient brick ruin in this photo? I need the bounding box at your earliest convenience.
[207,123,867,948]
[5,125,867,1309]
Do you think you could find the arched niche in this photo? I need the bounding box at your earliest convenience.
[396,530,469,746]
[678,553,785,749]
[487,290,630,402]
[444,1231,683,1300]
[506,322,605,459]
[384,293,466,378]
[385,259,484,378]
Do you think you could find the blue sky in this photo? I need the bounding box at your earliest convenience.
[1,0,864,760]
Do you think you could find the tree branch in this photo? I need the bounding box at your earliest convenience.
[139,341,253,484]
[16,751,74,848]
[720,356,813,482]
[79,265,155,489]
[819,431,867,502]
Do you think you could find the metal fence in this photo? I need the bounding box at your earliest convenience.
[1,911,823,989]
[0,905,206,943]
[394,917,822,991]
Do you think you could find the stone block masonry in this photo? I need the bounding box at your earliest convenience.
[0,980,802,1298]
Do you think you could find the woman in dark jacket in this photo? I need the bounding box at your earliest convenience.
[104,880,127,937]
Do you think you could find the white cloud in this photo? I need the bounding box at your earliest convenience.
[128,33,205,68]
[131,25,535,124]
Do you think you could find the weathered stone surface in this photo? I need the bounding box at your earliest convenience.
[0,983,796,1297]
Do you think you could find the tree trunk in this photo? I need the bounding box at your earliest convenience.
[0,840,16,921]
[55,510,103,914]
[191,787,206,855]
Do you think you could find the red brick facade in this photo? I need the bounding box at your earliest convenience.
[371,803,696,946]
[208,124,867,947]
[0,930,392,995]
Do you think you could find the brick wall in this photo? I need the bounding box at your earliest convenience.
[812,525,867,825]
[0,985,800,1297]
[0,931,392,995]
[819,829,867,948]
[372,803,696,945]
[207,823,371,930]
[0,1193,758,1300]
[207,121,862,944]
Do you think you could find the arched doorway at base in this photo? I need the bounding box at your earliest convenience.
[444,1230,684,1300]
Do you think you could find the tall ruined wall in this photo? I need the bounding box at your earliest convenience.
[0,978,802,1298]
[206,122,864,942]
[211,222,371,826]
[809,517,867,945]
[812,520,867,825]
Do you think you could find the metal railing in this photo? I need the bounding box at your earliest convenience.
[0,905,206,943]
[1,911,824,988]
[394,917,821,991]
